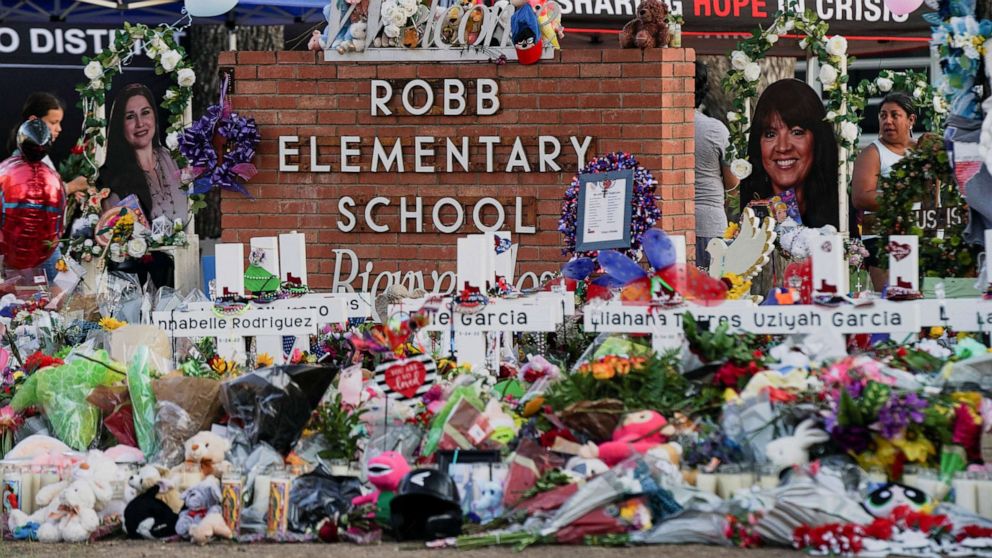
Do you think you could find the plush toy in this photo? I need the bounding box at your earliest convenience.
[124,480,179,539]
[352,451,411,526]
[619,0,670,49]
[578,410,674,466]
[765,418,830,470]
[471,480,504,523]
[563,456,609,481]
[35,480,101,543]
[337,21,368,53]
[530,0,563,49]
[176,477,232,545]
[5,435,72,461]
[127,464,183,513]
[172,431,232,491]
[862,482,930,518]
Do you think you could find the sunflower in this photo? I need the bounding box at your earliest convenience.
[256,353,274,368]
[98,316,126,331]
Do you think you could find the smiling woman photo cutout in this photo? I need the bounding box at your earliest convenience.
[739,79,841,229]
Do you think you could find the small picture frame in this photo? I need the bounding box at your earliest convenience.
[575,169,634,252]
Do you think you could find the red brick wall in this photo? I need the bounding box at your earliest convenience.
[220,48,695,290]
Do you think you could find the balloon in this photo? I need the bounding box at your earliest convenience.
[597,250,647,284]
[562,257,595,280]
[0,155,66,269]
[883,0,923,15]
[16,120,51,163]
[185,0,239,17]
[657,265,728,305]
[620,276,652,302]
[590,275,625,289]
[641,228,676,271]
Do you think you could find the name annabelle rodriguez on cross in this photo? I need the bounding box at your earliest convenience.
[276,78,594,174]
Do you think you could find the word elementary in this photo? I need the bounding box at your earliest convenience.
[277,79,593,174]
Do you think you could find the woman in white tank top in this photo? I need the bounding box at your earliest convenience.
[851,92,917,291]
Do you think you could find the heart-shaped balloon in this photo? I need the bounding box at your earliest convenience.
[883,0,923,15]
[598,250,647,284]
[0,156,65,269]
[641,228,676,271]
[185,0,239,17]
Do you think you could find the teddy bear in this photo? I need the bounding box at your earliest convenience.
[123,467,179,540]
[36,480,101,543]
[578,410,681,466]
[619,0,670,49]
[176,477,232,545]
[8,449,122,535]
[126,464,183,513]
[171,431,232,492]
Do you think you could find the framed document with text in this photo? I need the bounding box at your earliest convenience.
[575,169,634,252]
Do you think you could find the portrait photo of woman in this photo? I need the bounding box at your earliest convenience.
[739,79,841,229]
[100,83,187,287]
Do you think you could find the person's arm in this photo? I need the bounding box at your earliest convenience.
[852,145,881,212]
[721,164,739,191]
[66,176,89,198]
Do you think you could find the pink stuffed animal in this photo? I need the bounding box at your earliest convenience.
[352,451,410,526]
[579,410,671,466]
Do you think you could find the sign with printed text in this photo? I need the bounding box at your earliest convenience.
[152,307,320,338]
[919,299,992,332]
[390,296,568,332]
[585,300,921,335]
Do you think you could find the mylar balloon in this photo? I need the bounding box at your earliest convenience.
[561,257,594,280]
[16,120,51,163]
[641,228,676,271]
[185,0,239,17]
[882,0,923,15]
[597,250,647,284]
[0,155,66,269]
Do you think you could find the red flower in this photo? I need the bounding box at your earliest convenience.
[70,142,86,155]
[23,352,63,374]
[896,347,908,358]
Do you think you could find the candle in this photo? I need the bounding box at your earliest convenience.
[251,474,271,514]
[695,472,717,494]
[222,472,244,535]
[953,475,978,513]
[266,474,290,538]
[20,470,35,515]
[717,473,739,499]
[977,478,992,519]
[2,467,23,514]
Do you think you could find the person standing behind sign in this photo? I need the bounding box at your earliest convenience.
[852,92,916,291]
[693,62,738,268]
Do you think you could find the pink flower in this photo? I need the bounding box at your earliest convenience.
[0,405,23,434]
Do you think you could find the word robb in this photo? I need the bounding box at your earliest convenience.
[277,79,593,173]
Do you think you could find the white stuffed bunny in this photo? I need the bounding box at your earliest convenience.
[765,418,829,469]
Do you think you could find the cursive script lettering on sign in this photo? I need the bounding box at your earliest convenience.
[374,354,437,400]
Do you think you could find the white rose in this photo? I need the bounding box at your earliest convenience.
[384,24,401,38]
[727,111,740,122]
[127,238,148,258]
[730,159,753,179]
[766,33,779,44]
[819,63,838,87]
[784,19,795,30]
[398,0,416,11]
[389,10,407,26]
[151,34,165,51]
[160,49,181,72]
[152,233,164,244]
[177,68,196,87]
[83,239,94,248]
[840,121,859,143]
[84,60,103,80]
[166,132,179,150]
[90,80,104,90]
[730,50,750,71]
[743,62,761,82]
[913,87,924,99]
[165,89,177,100]
[875,77,893,92]
[825,111,837,122]
[825,35,848,57]
[933,95,948,114]
[91,245,103,255]
[174,231,187,245]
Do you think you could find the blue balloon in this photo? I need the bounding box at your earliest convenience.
[641,228,676,271]
[597,250,646,284]
[561,257,594,280]
[591,275,625,288]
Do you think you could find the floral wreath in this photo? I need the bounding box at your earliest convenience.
[873,133,977,278]
[722,1,863,180]
[558,152,660,258]
[179,76,259,198]
[62,20,201,209]
[853,69,947,133]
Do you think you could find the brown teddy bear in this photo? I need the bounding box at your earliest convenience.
[619,0,670,49]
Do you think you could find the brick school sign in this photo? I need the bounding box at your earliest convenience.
[220,49,695,294]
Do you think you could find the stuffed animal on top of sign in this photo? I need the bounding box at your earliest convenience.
[619,0,670,49]
[352,451,411,526]
[510,0,543,64]
[530,0,563,49]
[578,410,678,466]
[171,431,232,491]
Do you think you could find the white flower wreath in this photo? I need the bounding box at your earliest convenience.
[721,1,864,181]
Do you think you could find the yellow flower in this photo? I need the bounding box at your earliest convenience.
[855,435,900,475]
[892,435,935,464]
[54,259,68,273]
[99,316,126,331]
[722,273,752,300]
[929,326,944,339]
[256,353,274,368]
[12,371,24,381]
[723,222,740,240]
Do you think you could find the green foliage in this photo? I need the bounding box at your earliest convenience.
[682,313,761,364]
[313,394,366,462]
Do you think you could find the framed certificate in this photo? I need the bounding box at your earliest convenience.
[575,169,634,252]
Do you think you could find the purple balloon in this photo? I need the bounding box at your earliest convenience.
[598,250,647,284]
[562,257,595,280]
[642,228,677,271]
